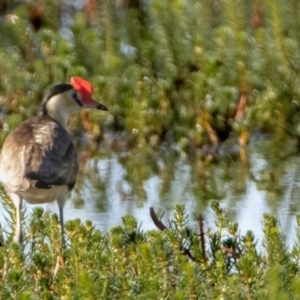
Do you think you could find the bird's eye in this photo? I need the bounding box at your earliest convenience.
[70,90,83,107]
[70,90,78,100]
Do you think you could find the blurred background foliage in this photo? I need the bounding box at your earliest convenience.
[1,0,300,155]
[0,0,299,213]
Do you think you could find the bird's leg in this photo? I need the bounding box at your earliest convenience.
[10,193,23,243]
[58,206,65,248]
[54,200,66,276]
[57,194,67,249]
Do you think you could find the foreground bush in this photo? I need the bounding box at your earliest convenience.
[0,201,300,299]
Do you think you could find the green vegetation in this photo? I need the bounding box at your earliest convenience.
[0,0,300,154]
[1,0,300,298]
[1,198,300,299]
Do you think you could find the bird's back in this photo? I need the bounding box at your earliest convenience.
[0,115,79,194]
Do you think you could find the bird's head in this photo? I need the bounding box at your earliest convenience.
[42,77,108,128]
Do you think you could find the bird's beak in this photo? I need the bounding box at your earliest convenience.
[71,76,108,111]
[96,102,109,111]
[81,95,108,111]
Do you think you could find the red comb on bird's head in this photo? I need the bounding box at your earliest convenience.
[71,77,93,97]
[70,76,108,111]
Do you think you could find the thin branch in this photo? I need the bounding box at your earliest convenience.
[180,245,197,262]
[196,214,206,260]
[149,207,167,231]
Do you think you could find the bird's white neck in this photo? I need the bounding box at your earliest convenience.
[45,94,79,130]
[48,108,70,130]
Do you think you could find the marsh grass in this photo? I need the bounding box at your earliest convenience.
[0,200,300,299]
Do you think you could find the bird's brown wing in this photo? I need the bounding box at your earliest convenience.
[0,116,79,193]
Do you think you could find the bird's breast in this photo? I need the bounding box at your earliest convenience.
[19,185,69,204]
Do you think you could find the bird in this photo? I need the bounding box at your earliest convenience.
[0,77,108,245]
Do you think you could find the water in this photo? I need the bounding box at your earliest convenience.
[1,139,300,247]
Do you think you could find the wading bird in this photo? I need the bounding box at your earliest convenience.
[0,77,108,245]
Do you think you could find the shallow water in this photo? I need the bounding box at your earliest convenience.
[1,138,300,247]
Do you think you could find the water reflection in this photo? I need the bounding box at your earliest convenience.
[1,140,300,247]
